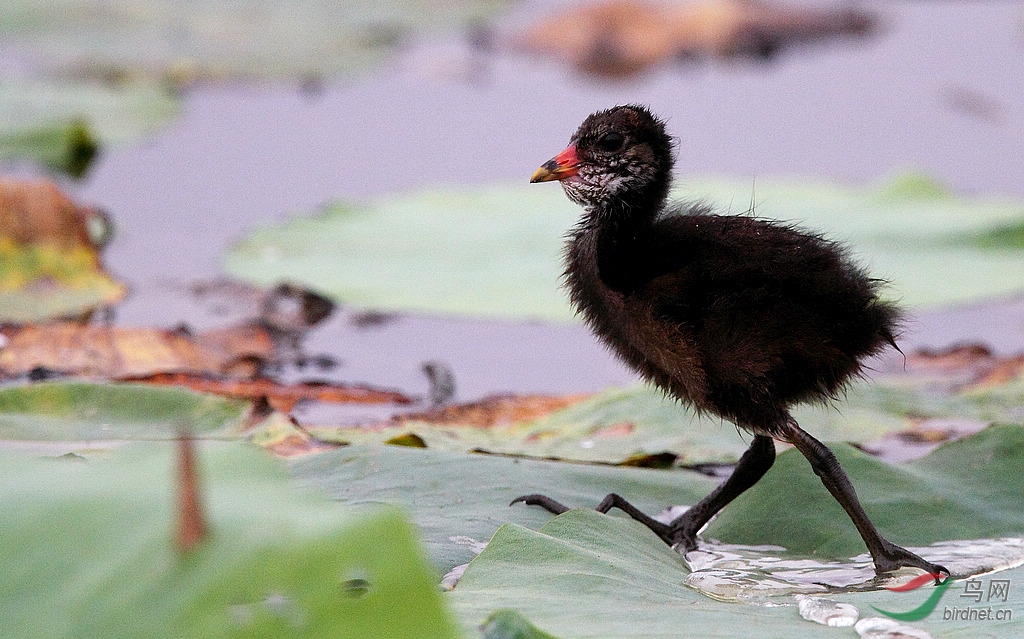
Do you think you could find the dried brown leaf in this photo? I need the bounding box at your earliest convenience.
[133,373,414,412]
[0,322,275,379]
[972,354,1024,388]
[908,342,994,370]
[380,393,590,430]
[0,178,108,252]
[907,342,1024,390]
[517,0,874,77]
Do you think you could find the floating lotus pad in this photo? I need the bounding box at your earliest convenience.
[449,507,1024,639]
[0,1,506,175]
[446,425,1024,638]
[0,382,248,441]
[309,381,905,466]
[227,187,579,320]
[225,177,1024,320]
[0,78,179,176]
[0,0,508,82]
[288,425,1024,577]
[288,443,719,571]
[0,441,460,638]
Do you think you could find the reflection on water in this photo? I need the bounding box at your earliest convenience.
[682,537,1024,601]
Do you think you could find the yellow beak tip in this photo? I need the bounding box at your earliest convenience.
[530,167,554,183]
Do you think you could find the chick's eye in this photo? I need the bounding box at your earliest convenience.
[597,132,624,152]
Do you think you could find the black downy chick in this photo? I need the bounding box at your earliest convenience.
[514,105,948,580]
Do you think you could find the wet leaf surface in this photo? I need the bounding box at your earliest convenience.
[0,440,459,638]
[225,176,1024,320]
[450,509,823,639]
[448,507,1024,639]
[516,0,874,78]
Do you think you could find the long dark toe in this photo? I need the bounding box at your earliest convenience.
[510,494,571,514]
[874,541,950,583]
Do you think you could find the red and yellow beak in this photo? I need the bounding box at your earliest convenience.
[530,145,580,183]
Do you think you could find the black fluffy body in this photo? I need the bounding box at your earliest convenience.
[561,105,899,436]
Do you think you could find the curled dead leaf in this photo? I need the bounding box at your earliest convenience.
[0,179,122,322]
[382,393,590,430]
[0,178,110,252]
[134,373,415,412]
[908,342,994,370]
[0,322,275,380]
[908,342,1024,390]
[591,421,635,438]
[516,0,874,78]
[972,354,1024,388]
[248,412,341,457]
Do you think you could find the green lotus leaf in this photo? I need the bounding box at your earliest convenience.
[0,0,507,82]
[0,78,179,177]
[450,511,820,639]
[288,443,719,572]
[292,425,1024,579]
[227,187,580,320]
[0,381,248,441]
[0,119,97,178]
[449,508,1024,638]
[446,426,1024,638]
[225,176,1024,320]
[481,610,563,639]
[0,440,460,638]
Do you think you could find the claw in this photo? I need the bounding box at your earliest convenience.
[510,493,571,514]
[873,540,950,584]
